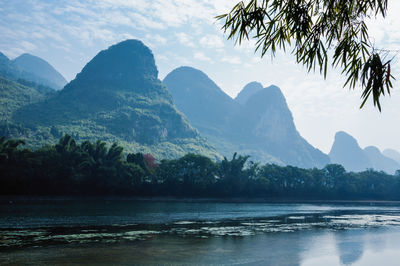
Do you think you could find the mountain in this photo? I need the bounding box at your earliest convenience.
[0,75,47,120]
[10,40,219,159]
[383,149,400,164]
[329,132,400,174]
[164,67,330,168]
[235,81,263,105]
[329,131,371,172]
[163,66,240,138]
[240,85,330,167]
[0,52,17,79]
[364,146,400,174]
[0,52,65,91]
[13,53,67,90]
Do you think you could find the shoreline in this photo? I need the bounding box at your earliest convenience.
[1,195,400,205]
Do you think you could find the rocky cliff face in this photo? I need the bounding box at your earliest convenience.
[164,67,330,168]
[242,86,329,167]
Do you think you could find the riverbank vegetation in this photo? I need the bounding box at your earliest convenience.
[1,135,399,200]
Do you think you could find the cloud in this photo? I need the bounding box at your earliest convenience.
[145,34,167,45]
[199,34,224,48]
[156,54,168,61]
[129,12,166,30]
[2,0,400,153]
[221,56,241,64]
[194,52,213,62]
[20,40,37,51]
[175,32,196,47]
[233,39,258,53]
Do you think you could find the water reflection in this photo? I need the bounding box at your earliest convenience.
[1,229,400,265]
[2,201,400,265]
[335,231,364,265]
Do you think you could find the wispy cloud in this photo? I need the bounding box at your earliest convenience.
[175,32,196,47]
[222,56,241,64]
[194,52,213,62]
[2,0,400,153]
[200,34,224,49]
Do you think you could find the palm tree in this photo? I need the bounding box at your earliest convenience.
[0,136,25,162]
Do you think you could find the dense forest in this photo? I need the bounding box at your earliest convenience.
[1,135,400,200]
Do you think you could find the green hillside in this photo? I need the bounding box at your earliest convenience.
[8,40,219,160]
[0,75,47,120]
[0,52,63,91]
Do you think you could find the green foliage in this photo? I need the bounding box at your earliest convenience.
[217,0,393,111]
[0,76,47,120]
[0,52,62,91]
[2,135,400,200]
[2,41,220,161]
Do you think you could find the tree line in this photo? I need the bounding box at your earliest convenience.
[1,135,400,199]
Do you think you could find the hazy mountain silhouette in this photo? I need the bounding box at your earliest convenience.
[0,51,65,90]
[329,131,371,172]
[11,40,219,159]
[383,149,400,165]
[235,81,263,105]
[13,53,67,90]
[329,131,400,173]
[164,67,330,168]
[163,66,240,138]
[240,85,329,167]
[364,146,400,174]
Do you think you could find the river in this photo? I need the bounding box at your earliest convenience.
[1,199,400,265]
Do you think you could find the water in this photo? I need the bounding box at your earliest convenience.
[1,199,400,265]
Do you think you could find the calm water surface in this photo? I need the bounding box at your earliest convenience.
[1,199,400,265]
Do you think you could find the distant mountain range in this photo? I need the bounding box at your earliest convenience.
[329,131,400,174]
[1,40,219,159]
[0,52,66,90]
[234,81,263,105]
[163,66,330,168]
[382,149,400,165]
[13,53,67,90]
[1,39,398,170]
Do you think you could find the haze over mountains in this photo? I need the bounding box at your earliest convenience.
[383,149,400,165]
[329,131,400,174]
[163,66,330,168]
[0,52,66,91]
[7,40,218,159]
[13,53,67,90]
[0,38,399,172]
[234,81,263,105]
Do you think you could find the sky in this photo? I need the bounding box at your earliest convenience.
[1,0,400,154]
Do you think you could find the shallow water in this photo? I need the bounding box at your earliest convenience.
[1,200,400,265]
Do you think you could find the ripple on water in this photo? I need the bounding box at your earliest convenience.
[3,208,400,249]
